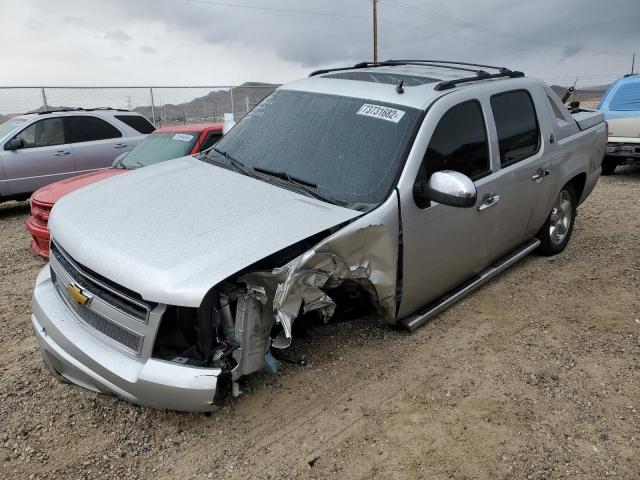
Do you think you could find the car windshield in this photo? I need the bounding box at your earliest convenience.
[212,90,421,205]
[121,131,198,168]
[0,118,26,140]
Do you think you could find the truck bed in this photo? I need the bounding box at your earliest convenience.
[572,109,605,131]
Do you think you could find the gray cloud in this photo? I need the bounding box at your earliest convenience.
[1,0,639,85]
[104,29,132,44]
[140,45,157,54]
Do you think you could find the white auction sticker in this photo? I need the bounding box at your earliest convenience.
[172,133,194,142]
[357,104,405,123]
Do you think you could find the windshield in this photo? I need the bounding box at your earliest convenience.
[213,90,421,205]
[0,118,26,140]
[121,131,198,168]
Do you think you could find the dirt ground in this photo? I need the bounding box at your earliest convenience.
[1,168,639,480]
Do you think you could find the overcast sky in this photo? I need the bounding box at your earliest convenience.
[1,0,638,88]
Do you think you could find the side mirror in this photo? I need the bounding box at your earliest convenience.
[4,138,25,151]
[414,170,477,208]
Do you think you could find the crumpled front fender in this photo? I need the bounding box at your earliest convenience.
[240,193,400,348]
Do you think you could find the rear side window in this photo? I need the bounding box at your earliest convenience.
[66,116,122,143]
[115,115,155,134]
[14,118,66,148]
[491,90,540,167]
[420,100,490,182]
[199,132,222,152]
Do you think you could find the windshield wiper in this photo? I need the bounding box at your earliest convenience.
[253,166,348,206]
[209,147,252,176]
[253,166,317,187]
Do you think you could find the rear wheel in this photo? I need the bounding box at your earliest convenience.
[601,156,618,175]
[537,185,576,256]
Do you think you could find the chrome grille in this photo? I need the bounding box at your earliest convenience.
[54,276,143,353]
[50,241,150,322]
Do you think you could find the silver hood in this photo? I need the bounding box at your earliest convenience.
[49,156,360,307]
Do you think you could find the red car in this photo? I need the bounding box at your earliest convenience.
[26,123,223,258]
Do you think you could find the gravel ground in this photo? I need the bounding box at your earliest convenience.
[1,168,639,480]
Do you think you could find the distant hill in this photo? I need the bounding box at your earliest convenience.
[132,82,279,123]
[550,84,608,106]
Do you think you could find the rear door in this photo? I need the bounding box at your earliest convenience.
[486,88,553,253]
[2,117,76,194]
[65,115,125,173]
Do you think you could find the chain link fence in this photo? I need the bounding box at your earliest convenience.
[0,85,278,127]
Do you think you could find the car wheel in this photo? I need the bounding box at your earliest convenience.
[601,156,617,175]
[536,185,577,256]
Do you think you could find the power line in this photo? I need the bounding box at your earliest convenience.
[187,0,371,20]
[379,0,631,57]
[186,0,631,61]
[186,0,536,54]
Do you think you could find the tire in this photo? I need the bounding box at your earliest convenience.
[536,184,577,256]
[601,156,617,176]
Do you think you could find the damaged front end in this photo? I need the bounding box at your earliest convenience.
[152,197,401,400]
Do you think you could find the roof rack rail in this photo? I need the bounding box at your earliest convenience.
[36,107,130,115]
[309,59,525,90]
[384,59,507,71]
[433,70,525,91]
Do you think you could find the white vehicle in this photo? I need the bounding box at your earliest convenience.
[31,60,606,411]
[597,75,640,174]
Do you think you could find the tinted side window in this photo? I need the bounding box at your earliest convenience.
[199,132,222,152]
[66,116,122,143]
[491,90,540,167]
[420,100,490,182]
[14,118,66,148]
[115,115,155,134]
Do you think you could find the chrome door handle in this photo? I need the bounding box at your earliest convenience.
[53,150,70,156]
[114,143,128,148]
[532,168,550,182]
[478,194,500,211]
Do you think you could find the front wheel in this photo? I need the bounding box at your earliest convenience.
[536,185,577,256]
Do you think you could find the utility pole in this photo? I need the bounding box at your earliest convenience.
[632,53,636,75]
[372,0,378,63]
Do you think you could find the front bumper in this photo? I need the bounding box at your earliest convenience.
[31,267,221,412]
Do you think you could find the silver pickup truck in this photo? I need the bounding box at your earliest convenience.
[31,60,606,411]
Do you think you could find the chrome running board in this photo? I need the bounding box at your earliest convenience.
[399,238,541,332]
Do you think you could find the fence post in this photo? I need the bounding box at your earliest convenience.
[149,88,157,126]
[230,88,235,120]
[41,87,49,112]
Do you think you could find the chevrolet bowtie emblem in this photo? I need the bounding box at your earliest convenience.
[66,283,90,306]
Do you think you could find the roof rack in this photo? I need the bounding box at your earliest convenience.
[36,107,130,115]
[309,59,525,91]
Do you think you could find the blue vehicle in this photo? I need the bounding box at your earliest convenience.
[598,75,640,174]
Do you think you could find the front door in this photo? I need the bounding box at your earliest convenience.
[2,117,75,195]
[397,95,504,319]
